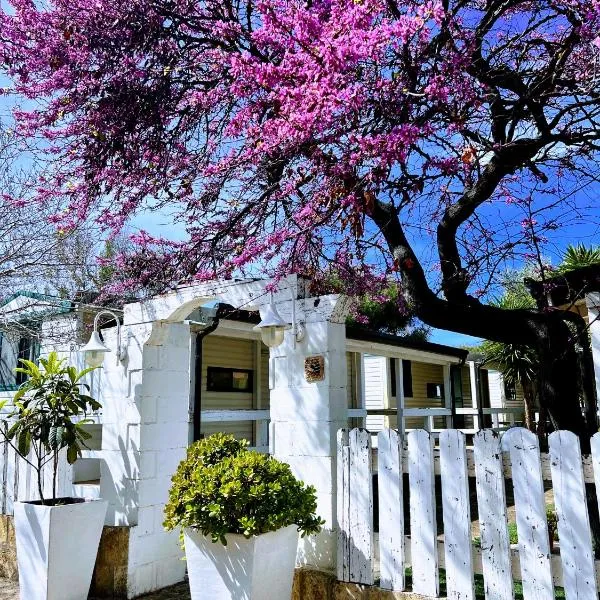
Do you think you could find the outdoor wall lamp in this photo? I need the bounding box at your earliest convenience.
[82,309,127,367]
[253,292,305,349]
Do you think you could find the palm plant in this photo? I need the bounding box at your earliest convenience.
[481,291,539,432]
[0,352,100,503]
[558,244,600,273]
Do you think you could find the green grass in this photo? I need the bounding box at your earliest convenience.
[403,568,566,599]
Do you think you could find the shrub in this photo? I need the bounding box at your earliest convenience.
[163,433,324,544]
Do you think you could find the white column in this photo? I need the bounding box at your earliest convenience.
[587,293,600,418]
[443,364,453,429]
[269,298,349,572]
[356,352,366,429]
[469,361,481,430]
[395,358,405,437]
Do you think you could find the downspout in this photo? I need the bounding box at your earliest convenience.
[190,307,221,442]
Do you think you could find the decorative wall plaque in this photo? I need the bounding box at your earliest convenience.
[304,355,325,382]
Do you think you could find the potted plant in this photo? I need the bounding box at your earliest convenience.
[164,433,324,600]
[0,352,107,600]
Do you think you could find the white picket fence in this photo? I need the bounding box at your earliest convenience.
[0,441,72,514]
[337,427,600,599]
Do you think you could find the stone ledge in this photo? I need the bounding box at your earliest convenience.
[292,569,432,600]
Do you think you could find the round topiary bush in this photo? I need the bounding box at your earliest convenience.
[163,433,324,544]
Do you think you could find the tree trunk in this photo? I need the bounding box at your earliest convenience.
[369,198,598,439]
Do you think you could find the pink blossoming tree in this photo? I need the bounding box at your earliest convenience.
[1,0,600,435]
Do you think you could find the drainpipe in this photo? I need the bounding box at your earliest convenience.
[188,306,221,442]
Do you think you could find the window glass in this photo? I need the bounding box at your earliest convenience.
[207,366,253,393]
[426,382,444,399]
[389,359,413,398]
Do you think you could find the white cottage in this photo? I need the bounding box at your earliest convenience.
[2,274,597,597]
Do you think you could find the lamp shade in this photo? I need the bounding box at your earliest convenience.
[82,331,110,367]
[253,302,290,348]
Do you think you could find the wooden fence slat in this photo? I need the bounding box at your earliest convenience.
[550,431,598,599]
[337,429,350,582]
[373,446,600,483]
[504,427,554,600]
[377,429,404,591]
[440,430,474,600]
[348,428,373,585]
[408,429,438,597]
[473,430,513,600]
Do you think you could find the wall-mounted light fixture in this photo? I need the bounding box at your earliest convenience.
[253,292,305,348]
[81,309,127,367]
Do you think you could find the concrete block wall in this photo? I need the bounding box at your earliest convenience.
[121,322,193,598]
[270,318,348,571]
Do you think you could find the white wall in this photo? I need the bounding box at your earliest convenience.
[363,354,386,432]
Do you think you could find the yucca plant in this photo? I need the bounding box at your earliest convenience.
[558,243,600,273]
[0,352,100,503]
[481,291,539,431]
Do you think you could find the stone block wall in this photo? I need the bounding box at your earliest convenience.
[90,527,130,598]
[0,515,17,581]
[291,569,432,600]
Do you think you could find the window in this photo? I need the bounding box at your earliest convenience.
[426,383,444,399]
[206,367,253,393]
[389,359,413,398]
[15,337,40,386]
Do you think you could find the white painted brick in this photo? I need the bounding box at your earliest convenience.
[142,345,160,370]
[154,504,168,533]
[139,422,190,451]
[130,562,154,597]
[275,456,334,493]
[130,529,182,565]
[141,396,157,424]
[269,387,347,422]
[272,421,345,457]
[128,369,144,399]
[156,396,189,423]
[155,555,186,589]
[157,448,186,480]
[139,452,157,479]
[136,506,155,537]
[271,356,288,388]
[127,423,141,449]
[314,492,335,526]
[158,345,192,372]
[296,527,335,571]
[138,476,173,507]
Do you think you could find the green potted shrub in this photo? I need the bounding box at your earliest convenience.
[0,352,107,600]
[164,433,323,600]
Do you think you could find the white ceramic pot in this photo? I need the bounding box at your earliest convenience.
[14,498,108,600]
[184,524,299,600]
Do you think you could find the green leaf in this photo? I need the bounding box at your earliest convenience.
[66,444,79,464]
[17,429,31,457]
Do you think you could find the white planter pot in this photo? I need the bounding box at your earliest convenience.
[184,525,299,600]
[14,498,108,600]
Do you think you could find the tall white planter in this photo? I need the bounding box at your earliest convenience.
[184,524,299,600]
[14,499,108,600]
